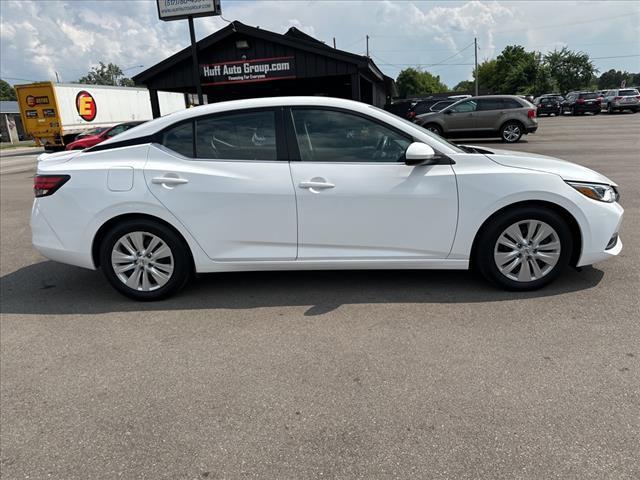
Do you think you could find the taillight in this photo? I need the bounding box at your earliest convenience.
[407,111,416,119]
[576,98,585,104]
[527,109,536,118]
[34,174,70,198]
[614,96,622,101]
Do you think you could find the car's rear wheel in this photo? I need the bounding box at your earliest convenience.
[99,219,191,300]
[500,121,523,143]
[475,207,572,291]
[423,123,443,136]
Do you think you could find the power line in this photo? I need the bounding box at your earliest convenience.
[590,54,640,60]
[368,13,636,39]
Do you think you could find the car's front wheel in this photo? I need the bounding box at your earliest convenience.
[475,207,573,290]
[99,219,191,300]
[500,122,523,143]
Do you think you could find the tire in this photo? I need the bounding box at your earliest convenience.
[99,218,192,300]
[592,109,600,115]
[474,206,573,291]
[631,108,637,114]
[607,103,614,114]
[571,106,577,116]
[423,123,443,136]
[500,121,523,143]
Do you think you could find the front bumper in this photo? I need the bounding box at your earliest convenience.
[576,201,624,267]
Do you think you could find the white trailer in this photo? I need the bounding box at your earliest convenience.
[15,82,185,149]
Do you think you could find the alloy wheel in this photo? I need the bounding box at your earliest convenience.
[111,231,174,291]
[493,220,561,283]
[502,124,521,142]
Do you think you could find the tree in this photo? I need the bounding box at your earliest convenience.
[545,47,596,93]
[396,68,448,98]
[78,62,134,87]
[453,80,474,92]
[493,45,539,94]
[597,69,633,89]
[473,59,499,94]
[0,79,17,101]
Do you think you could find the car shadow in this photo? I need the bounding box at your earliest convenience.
[453,139,529,145]
[0,261,604,316]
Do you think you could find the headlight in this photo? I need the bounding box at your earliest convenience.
[567,181,619,203]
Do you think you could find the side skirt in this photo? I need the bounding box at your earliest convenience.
[196,259,469,273]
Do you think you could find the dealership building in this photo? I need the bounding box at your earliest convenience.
[133,21,395,117]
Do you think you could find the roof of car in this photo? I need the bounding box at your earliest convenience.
[95,96,418,148]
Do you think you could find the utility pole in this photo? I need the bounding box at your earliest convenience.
[333,37,336,48]
[474,37,479,97]
[188,16,204,106]
[55,71,60,83]
[366,35,369,57]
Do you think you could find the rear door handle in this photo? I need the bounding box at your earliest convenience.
[299,181,335,189]
[152,176,189,186]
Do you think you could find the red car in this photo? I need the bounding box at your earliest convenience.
[65,121,145,150]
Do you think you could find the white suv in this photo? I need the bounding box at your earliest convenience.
[601,88,639,113]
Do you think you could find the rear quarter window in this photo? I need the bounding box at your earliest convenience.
[161,121,194,157]
[502,99,523,109]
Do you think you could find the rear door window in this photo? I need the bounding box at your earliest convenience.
[195,110,277,160]
[477,99,504,111]
[580,93,599,100]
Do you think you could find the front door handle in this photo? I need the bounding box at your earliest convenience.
[299,181,335,190]
[152,176,189,186]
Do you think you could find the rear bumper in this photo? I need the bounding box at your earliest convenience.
[612,101,639,109]
[526,125,538,134]
[31,201,95,269]
[573,104,601,112]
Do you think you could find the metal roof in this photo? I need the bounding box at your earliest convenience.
[133,21,385,84]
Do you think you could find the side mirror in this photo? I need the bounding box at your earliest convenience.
[405,142,437,166]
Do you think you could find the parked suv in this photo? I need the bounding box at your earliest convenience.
[415,95,538,143]
[561,92,601,115]
[600,88,640,113]
[534,95,563,116]
[406,95,471,120]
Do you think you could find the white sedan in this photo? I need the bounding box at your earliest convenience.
[31,97,623,300]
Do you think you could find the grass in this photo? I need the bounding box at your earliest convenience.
[0,140,37,150]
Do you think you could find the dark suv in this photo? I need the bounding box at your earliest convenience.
[534,95,563,116]
[561,92,601,115]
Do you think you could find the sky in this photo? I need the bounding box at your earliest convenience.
[1,0,639,89]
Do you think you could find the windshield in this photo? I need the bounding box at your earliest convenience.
[368,105,464,153]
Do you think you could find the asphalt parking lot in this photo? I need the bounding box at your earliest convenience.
[1,114,639,479]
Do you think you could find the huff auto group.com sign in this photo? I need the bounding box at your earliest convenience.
[200,57,296,86]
